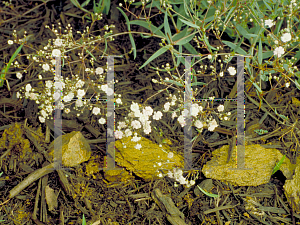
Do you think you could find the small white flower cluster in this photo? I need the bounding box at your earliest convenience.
[114,102,164,139]
[167,168,195,188]
[14,22,121,124]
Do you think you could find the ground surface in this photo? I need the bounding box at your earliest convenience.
[0,0,299,224]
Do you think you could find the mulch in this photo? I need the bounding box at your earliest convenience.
[0,0,299,224]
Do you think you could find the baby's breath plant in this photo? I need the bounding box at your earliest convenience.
[109,0,300,184]
[116,0,300,135]
[11,21,118,124]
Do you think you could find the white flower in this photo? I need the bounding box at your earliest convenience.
[38,75,42,79]
[228,66,236,75]
[265,19,275,28]
[76,99,83,107]
[163,102,170,112]
[16,72,22,79]
[281,33,291,43]
[45,80,53,89]
[178,115,185,127]
[52,49,61,57]
[63,92,74,102]
[191,104,200,117]
[25,84,32,92]
[92,107,100,115]
[167,170,173,178]
[16,92,20,98]
[53,92,61,101]
[77,89,85,98]
[125,129,132,137]
[135,144,142,150]
[131,120,141,129]
[54,38,63,47]
[172,111,177,119]
[76,80,85,88]
[134,110,141,118]
[153,111,163,120]
[116,98,122,104]
[51,59,56,65]
[217,104,224,112]
[273,46,285,57]
[138,114,149,124]
[42,63,50,71]
[8,40,13,45]
[219,72,224,77]
[130,102,139,112]
[54,81,64,90]
[30,92,37,100]
[101,84,108,92]
[64,108,70,114]
[158,173,163,178]
[98,118,106,124]
[131,136,141,142]
[95,67,104,75]
[143,106,153,116]
[106,87,114,96]
[167,152,174,159]
[178,176,187,185]
[40,110,47,118]
[39,116,45,123]
[115,130,123,139]
[190,180,195,186]
[143,121,151,134]
[194,120,203,129]
[208,119,218,131]
[285,82,290,88]
[207,54,212,59]
[118,121,127,129]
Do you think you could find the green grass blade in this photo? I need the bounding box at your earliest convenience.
[272,155,286,175]
[82,214,86,225]
[0,43,24,87]
[197,185,219,198]
[84,48,97,61]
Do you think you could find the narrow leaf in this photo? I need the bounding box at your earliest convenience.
[197,185,219,198]
[174,32,196,45]
[179,18,200,29]
[272,155,286,175]
[139,45,170,69]
[0,43,24,87]
[191,82,206,86]
[164,79,183,87]
[258,38,262,65]
[164,10,172,44]
[118,7,136,59]
[203,34,217,51]
[129,20,165,38]
[222,40,248,55]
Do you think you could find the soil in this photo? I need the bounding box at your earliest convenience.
[0,0,299,224]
